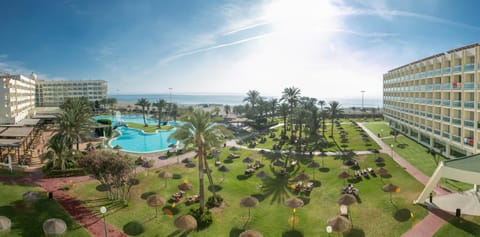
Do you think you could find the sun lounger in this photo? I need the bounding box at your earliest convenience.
[229,153,240,158]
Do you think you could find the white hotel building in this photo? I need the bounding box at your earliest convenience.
[0,72,107,124]
[35,80,107,107]
[0,73,36,124]
[383,43,480,158]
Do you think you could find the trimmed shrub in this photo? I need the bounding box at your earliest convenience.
[189,207,213,230]
[206,195,223,208]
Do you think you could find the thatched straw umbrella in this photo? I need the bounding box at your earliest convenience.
[174,215,197,232]
[337,194,356,206]
[43,218,67,236]
[273,160,284,167]
[239,229,263,237]
[337,171,351,185]
[375,157,385,164]
[178,182,193,192]
[243,157,254,163]
[285,197,304,229]
[327,215,351,233]
[23,191,41,202]
[147,194,165,218]
[0,216,11,232]
[376,167,389,182]
[240,196,259,223]
[295,172,310,182]
[218,165,230,182]
[307,161,320,179]
[256,171,268,179]
[159,171,173,187]
[382,183,399,203]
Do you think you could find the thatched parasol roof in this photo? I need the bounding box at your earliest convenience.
[382,183,399,193]
[178,182,193,191]
[240,196,259,208]
[146,194,165,207]
[327,215,351,233]
[284,197,304,209]
[256,171,269,179]
[43,218,67,235]
[0,216,11,232]
[307,161,320,168]
[337,194,357,206]
[239,229,263,237]
[159,171,173,179]
[296,172,310,181]
[273,160,285,167]
[243,157,254,163]
[375,157,385,163]
[337,171,351,179]
[23,191,41,201]
[174,215,197,231]
[376,167,389,176]
[218,165,230,172]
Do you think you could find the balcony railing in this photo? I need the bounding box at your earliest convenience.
[452,135,461,143]
[434,69,442,76]
[452,65,462,73]
[442,116,450,122]
[434,99,441,105]
[452,118,461,125]
[442,83,450,90]
[464,82,475,90]
[434,114,441,120]
[434,84,442,90]
[443,67,451,74]
[442,132,450,139]
[464,101,474,109]
[434,129,441,135]
[452,100,461,107]
[464,64,475,72]
[442,100,450,106]
[465,120,474,128]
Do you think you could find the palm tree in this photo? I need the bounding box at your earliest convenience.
[243,90,261,118]
[279,103,289,133]
[135,98,150,127]
[58,97,91,151]
[269,98,278,123]
[169,109,230,212]
[303,97,319,138]
[213,107,221,117]
[153,99,167,128]
[47,133,72,170]
[171,103,178,121]
[318,100,326,137]
[327,101,343,137]
[280,87,301,137]
[224,105,231,118]
[107,98,117,115]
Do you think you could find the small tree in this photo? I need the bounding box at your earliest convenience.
[78,151,136,203]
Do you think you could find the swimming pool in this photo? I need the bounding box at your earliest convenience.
[93,115,179,153]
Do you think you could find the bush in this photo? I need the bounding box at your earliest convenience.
[189,207,213,230]
[206,195,223,208]
[44,168,86,178]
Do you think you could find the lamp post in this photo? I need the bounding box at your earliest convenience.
[100,206,107,237]
[326,225,332,236]
[361,90,365,111]
[390,144,394,158]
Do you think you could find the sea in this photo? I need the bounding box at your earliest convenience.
[110,94,383,108]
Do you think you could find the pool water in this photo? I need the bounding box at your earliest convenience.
[93,115,179,153]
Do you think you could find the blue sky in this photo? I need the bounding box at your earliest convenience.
[1,0,480,99]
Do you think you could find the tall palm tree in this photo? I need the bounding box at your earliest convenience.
[269,98,278,123]
[107,98,117,115]
[279,103,289,133]
[243,90,261,118]
[318,100,326,137]
[135,98,150,127]
[280,87,301,137]
[224,105,231,118]
[153,99,167,128]
[303,97,319,137]
[169,109,230,212]
[327,101,344,137]
[58,97,91,151]
[171,103,178,121]
[47,134,72,170]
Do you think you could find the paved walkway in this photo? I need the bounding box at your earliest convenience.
[358,123,454,237]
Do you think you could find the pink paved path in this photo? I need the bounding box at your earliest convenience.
[0,151,194,237]
[358,123,454,237]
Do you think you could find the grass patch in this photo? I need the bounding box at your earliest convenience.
[0,182,90,237]
[125,122,174,133]
[69,148,427,236]
[0,169,29,178]
[434,216,480,237]
[362,122,393,138]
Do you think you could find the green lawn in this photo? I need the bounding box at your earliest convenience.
[70,148,427,236]
[361,122,393,138]
[125,122,174,133]
[0,182,90,237]
[434,216,480,237]
[250,121,380,152]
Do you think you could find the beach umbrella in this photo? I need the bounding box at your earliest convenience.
[307,161,320,179]
[218,165,230,181]
[295,172,310,182]
[146,194,165,218]
[284,197,304,209]
[174,215,197,231]
[159,171,173,187]
[240,196,259,224]
[0,216,11,232]
[382,183,399,203]
[178,182,193,192]
[273,160,284,167]
[256,171,268,179]
[239,229,263,237]
[337,194,357,206]
[327,215,351,233]
[337,171,351,185]
[43,218,67,236]
[182,158,192,163]
[23,191,41,202]
[243,157,254,163]
[376,167,389,182]
[375,157,385,163]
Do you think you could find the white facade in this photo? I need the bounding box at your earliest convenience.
[36,80,107,107]
[0,73,36,124]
